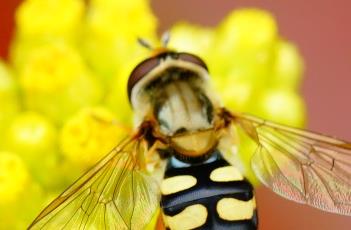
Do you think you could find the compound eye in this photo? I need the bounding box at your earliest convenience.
[127,57,159,99]
[178,52,208,71]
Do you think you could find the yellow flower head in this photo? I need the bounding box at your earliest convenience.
[88,0,156,39]
[0,61,20,139]
[5,112,57,160]
[0,62,17,95]
[60,107,131,168]
[169,23,214,62]
[20,42,86,92]
[0,151,30,204]
[18,41,103,124]
[82,0,157,81]
[211,8,278,81]
[216,8,277,50]
[272,40,304,90]
[257,89,306,127]
[16,0,85,38]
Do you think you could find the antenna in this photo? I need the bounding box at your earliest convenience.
[137,38,153,50]
[137,32,171,51]
[161,31,170,47]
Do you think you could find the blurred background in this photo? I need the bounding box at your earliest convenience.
[0,0,350,229]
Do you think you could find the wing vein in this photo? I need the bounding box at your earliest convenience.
[232,112,351,215]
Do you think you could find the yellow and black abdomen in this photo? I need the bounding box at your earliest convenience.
[160,151,258,230]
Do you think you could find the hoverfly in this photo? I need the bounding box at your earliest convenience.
[28,35,351,230]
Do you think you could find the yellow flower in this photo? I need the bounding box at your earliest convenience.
[272,39,304,90]
[0,61,17,94]
[88,0,156,39]
[12,0,85,72]
[104,56,151,125]
[20,42,85,92]
[15,0,85,38]
[217,8,277,50]
[5,112,57,159]
[211,8,277,85]
[82,0,157,82]
[19,42,103,123]
[0,61,20,145]
[255,88,306,127]
[0,151,30,204]
[60,107,131,168]
[3,111,72,190]
[168,22,214,64]
[216,79,254,112]
[0,178,43,229]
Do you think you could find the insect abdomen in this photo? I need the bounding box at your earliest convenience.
[160,151,258,230]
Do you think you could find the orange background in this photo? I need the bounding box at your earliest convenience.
[1,1,351,229]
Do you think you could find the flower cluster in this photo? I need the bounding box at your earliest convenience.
[0,0,305,228]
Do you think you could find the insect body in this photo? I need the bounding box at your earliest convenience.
[129,51,257,229]
[29,46,351,230]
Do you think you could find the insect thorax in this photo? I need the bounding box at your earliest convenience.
[150,68,214,134]
[148,68,221,159]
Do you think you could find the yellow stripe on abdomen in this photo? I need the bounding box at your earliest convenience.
[164,204,208,230]
[209,165,244,182]
[216,197,256,221]
[161,175,197,195]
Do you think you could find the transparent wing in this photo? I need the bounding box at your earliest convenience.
[231,112,351,215]
[28,136,160,230]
